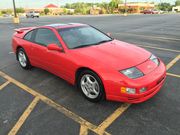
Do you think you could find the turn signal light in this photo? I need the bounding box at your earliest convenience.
[121,87,136,94]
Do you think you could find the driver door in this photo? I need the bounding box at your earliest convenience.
[31,28,67,78]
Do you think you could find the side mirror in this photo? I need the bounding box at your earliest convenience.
[47,44,63,52]
[107,32,112,37]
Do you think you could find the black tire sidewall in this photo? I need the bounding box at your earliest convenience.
[77,70,105,102]
[17,48,31,70]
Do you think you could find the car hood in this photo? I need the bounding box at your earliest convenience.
[71,40,151,70]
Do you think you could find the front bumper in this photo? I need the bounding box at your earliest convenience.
[106,60,166,103]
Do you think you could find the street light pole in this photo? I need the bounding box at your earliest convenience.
[124,0,127,16]
[12,0,20,23]
[12,0,17,18]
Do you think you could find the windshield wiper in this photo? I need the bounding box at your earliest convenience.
[72,44,94,49]
[72,39,113,49]
[94,39,113,45]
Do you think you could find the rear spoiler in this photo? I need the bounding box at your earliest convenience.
[14,27,36,34]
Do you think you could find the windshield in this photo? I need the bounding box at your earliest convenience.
[58,26,112,49]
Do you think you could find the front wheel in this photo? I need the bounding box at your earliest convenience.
[77,70,105,102]
[17,48,32,70]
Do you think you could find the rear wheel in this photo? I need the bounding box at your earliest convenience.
[77,70,105,102]
[17,48,32,70]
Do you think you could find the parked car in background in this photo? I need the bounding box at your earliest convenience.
[26,11,39,18]
[3,14,12,17]
[159,10,164,14]
[141,9,159,14]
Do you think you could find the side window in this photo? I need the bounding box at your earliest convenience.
[24,30,34,41]
[34,28,61,47]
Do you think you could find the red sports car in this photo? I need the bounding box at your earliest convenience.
[12,23,166,103]
[141,9,159,14]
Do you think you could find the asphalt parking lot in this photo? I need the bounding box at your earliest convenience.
[0,14,180,135]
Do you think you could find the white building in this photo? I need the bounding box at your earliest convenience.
[172,6,180,12]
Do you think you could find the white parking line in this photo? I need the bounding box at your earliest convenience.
[9,52,14,54]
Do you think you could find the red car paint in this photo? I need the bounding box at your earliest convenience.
[12,24,166,103]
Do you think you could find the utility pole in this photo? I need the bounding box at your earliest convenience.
[124,0,127,16]
[12,0,20,24]
[12,0,17,17]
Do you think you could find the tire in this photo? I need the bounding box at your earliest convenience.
[17,48,32,70]
[31,15,34,18]
[77,70,105,102]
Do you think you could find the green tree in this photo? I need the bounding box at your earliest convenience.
[158,3,172,11]
[109,0,123,13]
[16,8,25,13]
[100,2,110,13]
[71,2,91,14]
[63,8,67,14]
[175,0,180,6]
[1,9,13,14]
[44,8,50,15]
[1,10,7,14]
[61,2,113,15]
[65,3,71,8]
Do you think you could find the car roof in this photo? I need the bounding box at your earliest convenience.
[46,23,88,29]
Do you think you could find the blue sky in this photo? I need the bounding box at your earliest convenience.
[0,0,176,9]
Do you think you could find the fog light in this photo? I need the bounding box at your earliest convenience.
[140,87,147,93]
[121,87,136,94]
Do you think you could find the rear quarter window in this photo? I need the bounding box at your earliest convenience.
[23,30,34,41]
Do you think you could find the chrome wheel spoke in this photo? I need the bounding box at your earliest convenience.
[86,76,93,84]
[92,83,99,95]
[18,51,27,67]
[80,74,100,99]
[81,80,86,86]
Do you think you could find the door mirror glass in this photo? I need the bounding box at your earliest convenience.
[47,44,63,52]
